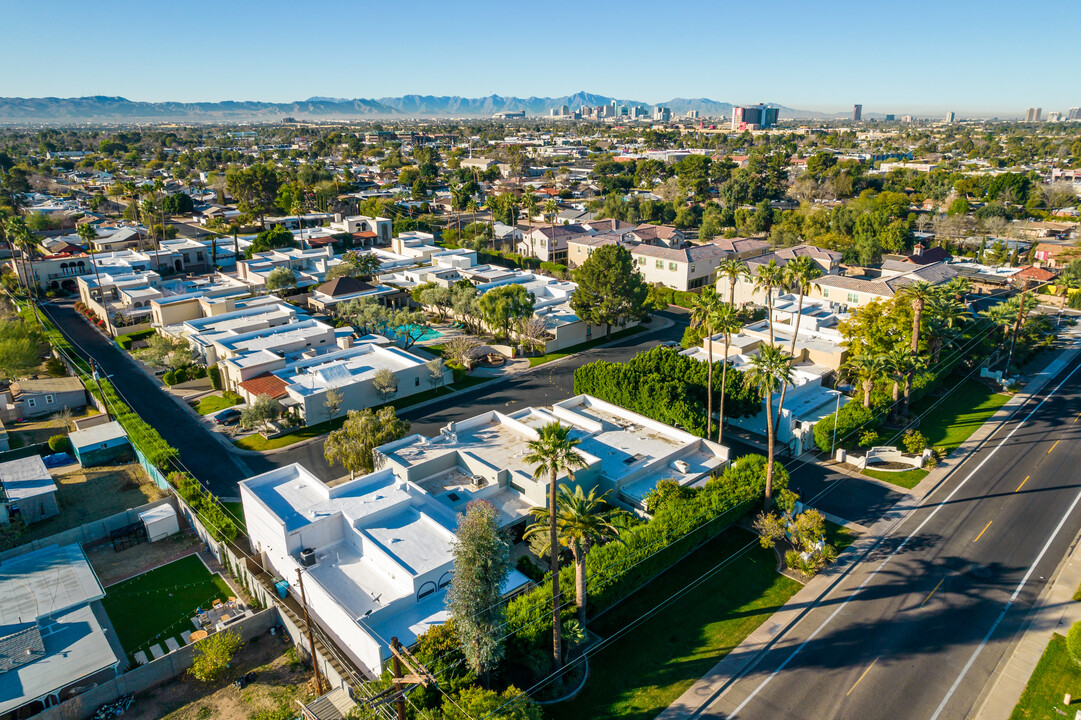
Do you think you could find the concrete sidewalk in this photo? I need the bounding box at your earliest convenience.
[657,336,1081,720]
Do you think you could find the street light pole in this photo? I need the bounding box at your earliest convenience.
[830,390,841,458]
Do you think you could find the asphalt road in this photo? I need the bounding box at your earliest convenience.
[706,353,1081,720]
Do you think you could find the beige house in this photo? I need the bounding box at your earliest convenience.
[716,245,843,305]
[631,243,730,291]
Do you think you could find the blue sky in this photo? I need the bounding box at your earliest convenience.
[1,0,1077,116]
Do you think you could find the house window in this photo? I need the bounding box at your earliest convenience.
[847,293,859,304]
[690,263,696,273]
[417,581,437,600]
[668,262,677,271]
[44,394,54,404]
[415,377,420,387]
[655,260,664,269]
[638,257,646,265]
[822,288,830,298]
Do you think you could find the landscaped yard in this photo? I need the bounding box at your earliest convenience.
[547,529,801,720]
[528,325,648,367]
[861,467,928,488]
[232,376,490,451]
[195,391,243,415]
[1008,633,1081,720]
[102,554,233,662]
[0,462,166,552]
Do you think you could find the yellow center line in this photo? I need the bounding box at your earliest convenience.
[921,578,945,607]
[1049,440,1060,454]
[1016,476,1030,492]
[1075,412,1081,423]
[974,521,993,543]
[847,657,879,697]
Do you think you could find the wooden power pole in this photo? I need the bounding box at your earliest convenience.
[296,568,325,695]
[390,637,407,720]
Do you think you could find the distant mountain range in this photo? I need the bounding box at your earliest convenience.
[0,92,839,125]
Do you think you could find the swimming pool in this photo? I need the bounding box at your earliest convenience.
[392,324,443,342]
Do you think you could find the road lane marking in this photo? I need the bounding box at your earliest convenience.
[921,578,945,607]
[846,657,878,697]
[1016,476,1030,492]
[1049,440,1060,454]
[1075,412,1080,423]
[973,521,993,543]
[725,359,1081,720]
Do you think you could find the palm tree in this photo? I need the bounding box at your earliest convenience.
[753,260,787,344]
[543,199,559,262]
[466,198,480,249]
[690,287,724,440]
[842,354,887,409]
[880,348,913,421]
[898,280,939,355]
[524,484,622,623]
[123,182,144,251]
[76,222,106,310]
[717,257,747,306]
[942,276,971,303]
[5,216,37,300]
[926,295,967,364]
[744,344,793,508]
[714,302,743,445]
[782,256,823,358]
[1057,267,1081,311]
[522,190,538,257]
[2,212,28,296]
[525,422,586,674]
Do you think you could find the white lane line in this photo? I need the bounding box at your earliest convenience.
[726,359,1081,719]
[928,482,1081,720]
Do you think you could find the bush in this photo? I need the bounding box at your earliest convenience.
[1067,622,1081,665]
[903,429,928,454]
[47,434,71,454]
[208,364,223,390]
[191,365,208,379]
[858,430,881,448]
[173,367,190,384]
[190,630,242,683]
[116,329,155,351]
[162,369,177,385]
[516,555,544,583]
[814,401,878,453]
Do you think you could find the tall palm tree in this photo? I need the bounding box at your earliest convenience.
[776,256,823,422]
[714,302,743,445]
[942,276,971,303]
[522,190,538,257]
[525,422,586,673]
[1057,267,1081,311]
[880,348,913,421]
[842,354,886,409]
[898,280,939,355]
[466,198,480,249]
[753,260,787,344]
[744,343,793,508]
[2,212,28,296]
[717,256,747,306]
[926,295,967,364]
[6,216,37,299]
[123,181,144,251]
[543,199,559,262]
[690,287,724,440]
[524,484,622,623]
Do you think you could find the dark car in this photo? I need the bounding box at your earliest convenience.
[213,408,242,425]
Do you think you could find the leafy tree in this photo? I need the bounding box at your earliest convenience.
[0,320,46,379]
[426,357,445,388]
[265,266,297,291]
[447,500,512,678]
[440,685,542,720]
[226,164,281,228]
[443,335,481,368]
[244,224,296,259]
[161,192,194,214]
[525,484,622,622]
[372,367,398,402]
[478,284,534,340]
[813,400,877,453]
[570,244,648,338]
[135,334,192,370]
[240,394,281,433]
[190,630,242,683]
[525,422,586,674]
[322,387,343,423]
[323,406,409,478]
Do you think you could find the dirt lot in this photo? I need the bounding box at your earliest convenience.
[0,461,166,551]
[6,408,100,448]
[124,634,314,720]
[87,530,203,587]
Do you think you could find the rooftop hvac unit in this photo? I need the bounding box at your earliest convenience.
[300,547,317,567]
[670,460,691,474]
[471,474,486,488]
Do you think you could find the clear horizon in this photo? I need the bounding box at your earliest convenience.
[1,0,1077,118]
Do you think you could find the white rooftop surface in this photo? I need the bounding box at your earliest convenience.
[218,320,331,355]
[0,604,119,715]
[0,545,104,625]
[281,345,425,397]
[568,405,694,483]
[68,421,127,449]
[0,456,56,502]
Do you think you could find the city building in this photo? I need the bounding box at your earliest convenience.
[731,104,779,130]
[653,106,671,122]
[1069,108,1081,121]
[884,114,896,122]
[852,104,862,121]
[1025,107,1042,122]
[945,111,956,124]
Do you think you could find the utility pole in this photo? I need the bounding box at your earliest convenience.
[90,359,111,421]
[295,568,324,695]
[390,637,407,720]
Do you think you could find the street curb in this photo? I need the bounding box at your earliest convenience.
[657,338,1081,720]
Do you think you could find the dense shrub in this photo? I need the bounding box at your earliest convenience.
[209,364,223,390]
[191,365,208,379]
[574,346,760,437]
[903,429,928,454]
[169,471,237,542]
[162,369,176,385]
[47,434,71,454]
[814,400,878,453]
[116,329,155,350]
[506,454,783,653]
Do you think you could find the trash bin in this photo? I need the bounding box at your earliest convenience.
[275,579,290,599]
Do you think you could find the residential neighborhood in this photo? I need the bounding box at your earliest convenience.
[1,9,1080,719]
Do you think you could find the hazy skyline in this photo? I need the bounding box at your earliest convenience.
[2,0,1078,117]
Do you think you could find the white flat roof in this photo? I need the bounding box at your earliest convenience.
[0,544,104,624]
[0,456,56,502]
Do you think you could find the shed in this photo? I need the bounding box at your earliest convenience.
[0,456,59,524]
[139,504,179,542]
[68,421,131,467]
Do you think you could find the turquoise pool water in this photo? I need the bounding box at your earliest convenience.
[393,324,443,342]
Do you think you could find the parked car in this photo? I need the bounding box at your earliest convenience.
[658,340,681,348]
[213,408,242,425]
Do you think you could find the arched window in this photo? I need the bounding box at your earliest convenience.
[417,581,437,600]
[438,571,453,588]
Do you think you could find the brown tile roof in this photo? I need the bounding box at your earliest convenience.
[315,275,376,298]
[238,373,289,399]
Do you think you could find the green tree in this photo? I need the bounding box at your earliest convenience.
[240,394,281,433]
[570,244,649,338]
[744,343,793,507]
[752,260,787,344]
[372,367,398,401]
[525,484,622,622]
[322,387,343,423]
[690,287,724,440]
[440,685,542,720]
[713,302,743,445]
[226,164,281,228]
[0,320,46,379]
[244,224,297,258]
[189,630,242,683]
[842,354,887,409]
[898,280,938,354]
[265,266,297,291]
[716,256,746,306]
[478,284,534,340]
[447,500,512,679]
[525,422,586,675]
[323,406,409,478]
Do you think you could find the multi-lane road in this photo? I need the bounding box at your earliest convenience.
[703,352,1081,720]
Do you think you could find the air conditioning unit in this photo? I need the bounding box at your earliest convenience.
[471,474,486,488]
[300,548,317,567]
[670,460,690,474]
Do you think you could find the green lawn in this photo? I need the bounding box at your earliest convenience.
[825,520,859,553]
[233,376,491,451]
[909,378,1011,455]
[1009,633,1081,720]
[861,467,928,488]
[102,554,232,662]
[546,529,801,720]
[528,325,648,367]
[195,392,243,416]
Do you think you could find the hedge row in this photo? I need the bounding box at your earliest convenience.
[506,454,785,650]
[170,472,238,542]
[116,329,156,350]
[163,365,207,386]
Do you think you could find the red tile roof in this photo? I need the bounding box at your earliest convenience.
[1015,265,1056,282]
[238,373,289,399]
